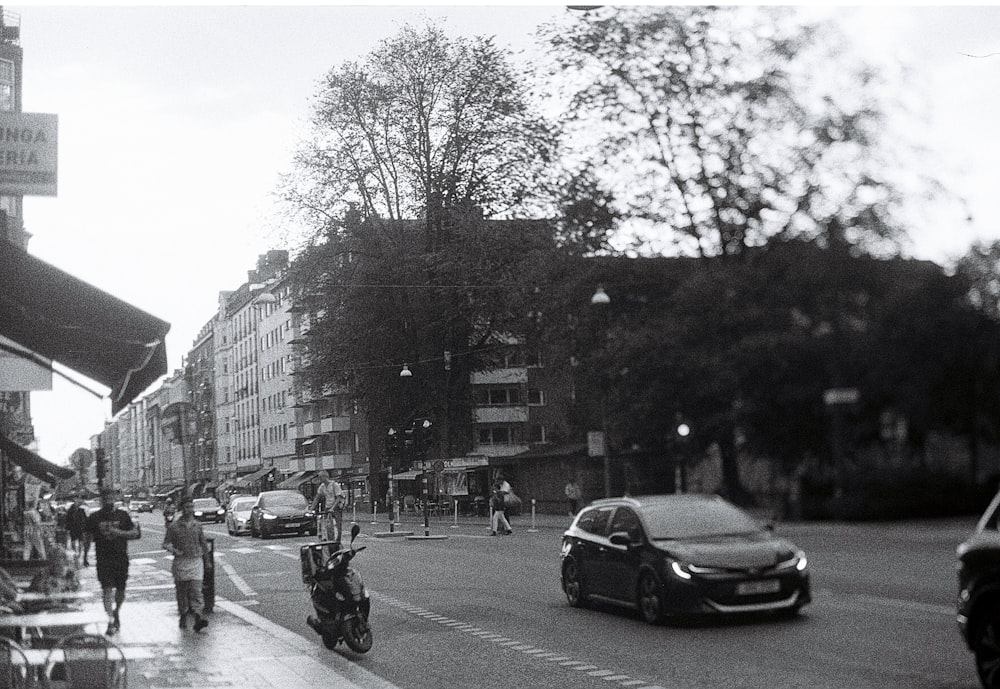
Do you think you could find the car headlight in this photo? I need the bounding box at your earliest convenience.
[262,513,278,520]
[194,511,204,517]
[669,559,693,580]
[305,510,316,518]
[776,549,808,572]
[217,509,225,516]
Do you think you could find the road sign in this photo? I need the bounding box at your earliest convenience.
[587,431,606,457]
[823,388,859,406]
[432,460,445,473]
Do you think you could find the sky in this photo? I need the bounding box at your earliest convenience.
[10,3,1000,462]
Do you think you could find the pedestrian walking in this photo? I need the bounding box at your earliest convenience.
[22,501,46,560]
[564,479,581,516]
[490,484,512,536]
[66,498,88,564]
[162,496,210,632]
[311,471,345,549]
[85,488,141,635]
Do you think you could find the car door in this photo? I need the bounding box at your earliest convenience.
[604,506,644,604]
[573,505,615,597]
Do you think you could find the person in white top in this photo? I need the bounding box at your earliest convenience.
[311,471,346,548]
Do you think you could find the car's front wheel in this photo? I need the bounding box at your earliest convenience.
[562,559,587,607]
[974,605,1000,688]
[637,572,664,625]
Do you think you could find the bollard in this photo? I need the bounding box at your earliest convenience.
[203,536,215,613]
[528,499,539,532]
[352,503,357,524]
[372,503,378,525]
[452,500,459,528]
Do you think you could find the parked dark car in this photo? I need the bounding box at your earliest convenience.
[560,494,810,624]
[250,490,317,539]
[191,497,225,523]
[958,491,1000,688]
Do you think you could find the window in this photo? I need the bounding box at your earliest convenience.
[525,350,543,367]
[576,506,613,536]
[609,508,642,541]
[474,386,522,406]
[527,424,546,443]
[0,59,13,113]
[478,426,517,445]
[527,388,544,405]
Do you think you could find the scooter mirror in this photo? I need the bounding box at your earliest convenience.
[350,523,361,542]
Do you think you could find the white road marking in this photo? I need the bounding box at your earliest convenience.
[221,561,256,597]
[374,589,666,687]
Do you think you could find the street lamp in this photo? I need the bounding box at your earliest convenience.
[591,285,612,498]
[675,420,691,493]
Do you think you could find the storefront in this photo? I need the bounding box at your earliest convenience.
[0,240,170,556]
[0,432,76,559]
[409,455,491,516]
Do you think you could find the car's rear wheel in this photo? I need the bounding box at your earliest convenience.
[638,573,664,625]
[562,559,587,607]
[974,605,1000,688]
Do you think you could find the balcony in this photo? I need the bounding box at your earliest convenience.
[471,368,527,385]
[474,406,528,424]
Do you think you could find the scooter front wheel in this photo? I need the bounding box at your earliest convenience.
[343,616,373,653]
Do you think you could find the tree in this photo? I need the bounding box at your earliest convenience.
[284,22,556,241]
[284,22,562,504]
[537,6,917,259]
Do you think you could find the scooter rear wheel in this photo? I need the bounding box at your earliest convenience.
[343,616,373,653]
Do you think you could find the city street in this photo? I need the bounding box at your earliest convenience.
[125,511,979,689]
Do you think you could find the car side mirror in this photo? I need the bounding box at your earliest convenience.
[609,531,636,548]
[350,523,361,542]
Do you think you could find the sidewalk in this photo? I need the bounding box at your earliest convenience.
[74,549,400,689]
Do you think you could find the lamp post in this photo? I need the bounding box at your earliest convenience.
[591,285,612,498]
[675,420,691,493]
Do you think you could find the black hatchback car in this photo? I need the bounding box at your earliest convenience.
[250,489,317,539]
[957,491,1000,688]
[560,494,810,623]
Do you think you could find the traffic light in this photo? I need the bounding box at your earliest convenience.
[386,427,402,471]
[412,418,435,461]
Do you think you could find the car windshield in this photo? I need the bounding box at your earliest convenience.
[230,498,256,511]
[261,493,307,509]
[642,499,762,540]
[192,499,220,510]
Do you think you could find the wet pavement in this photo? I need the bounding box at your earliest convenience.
[72,546,401,689]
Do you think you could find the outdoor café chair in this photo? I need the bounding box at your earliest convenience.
[42,631,126,689]
[0,635,34,689]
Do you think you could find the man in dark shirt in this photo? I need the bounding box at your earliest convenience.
[85,488,140,635]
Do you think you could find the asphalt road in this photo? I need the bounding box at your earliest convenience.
[133,512,980,689]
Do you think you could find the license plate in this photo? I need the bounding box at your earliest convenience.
[284,522,301,529]
[736,579,780,596]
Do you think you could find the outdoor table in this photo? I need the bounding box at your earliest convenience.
[19,644,155,665]
[0,608,108,646]
[15,591,94,603]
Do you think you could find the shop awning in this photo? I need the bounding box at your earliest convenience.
[0,241,171,415]
[389,470,423,481]
[0,432,76,485]
[233,465,276,488]
[153,484,183,498]
[277,470,316,489]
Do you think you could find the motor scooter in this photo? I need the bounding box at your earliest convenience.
[301,523,373,653]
